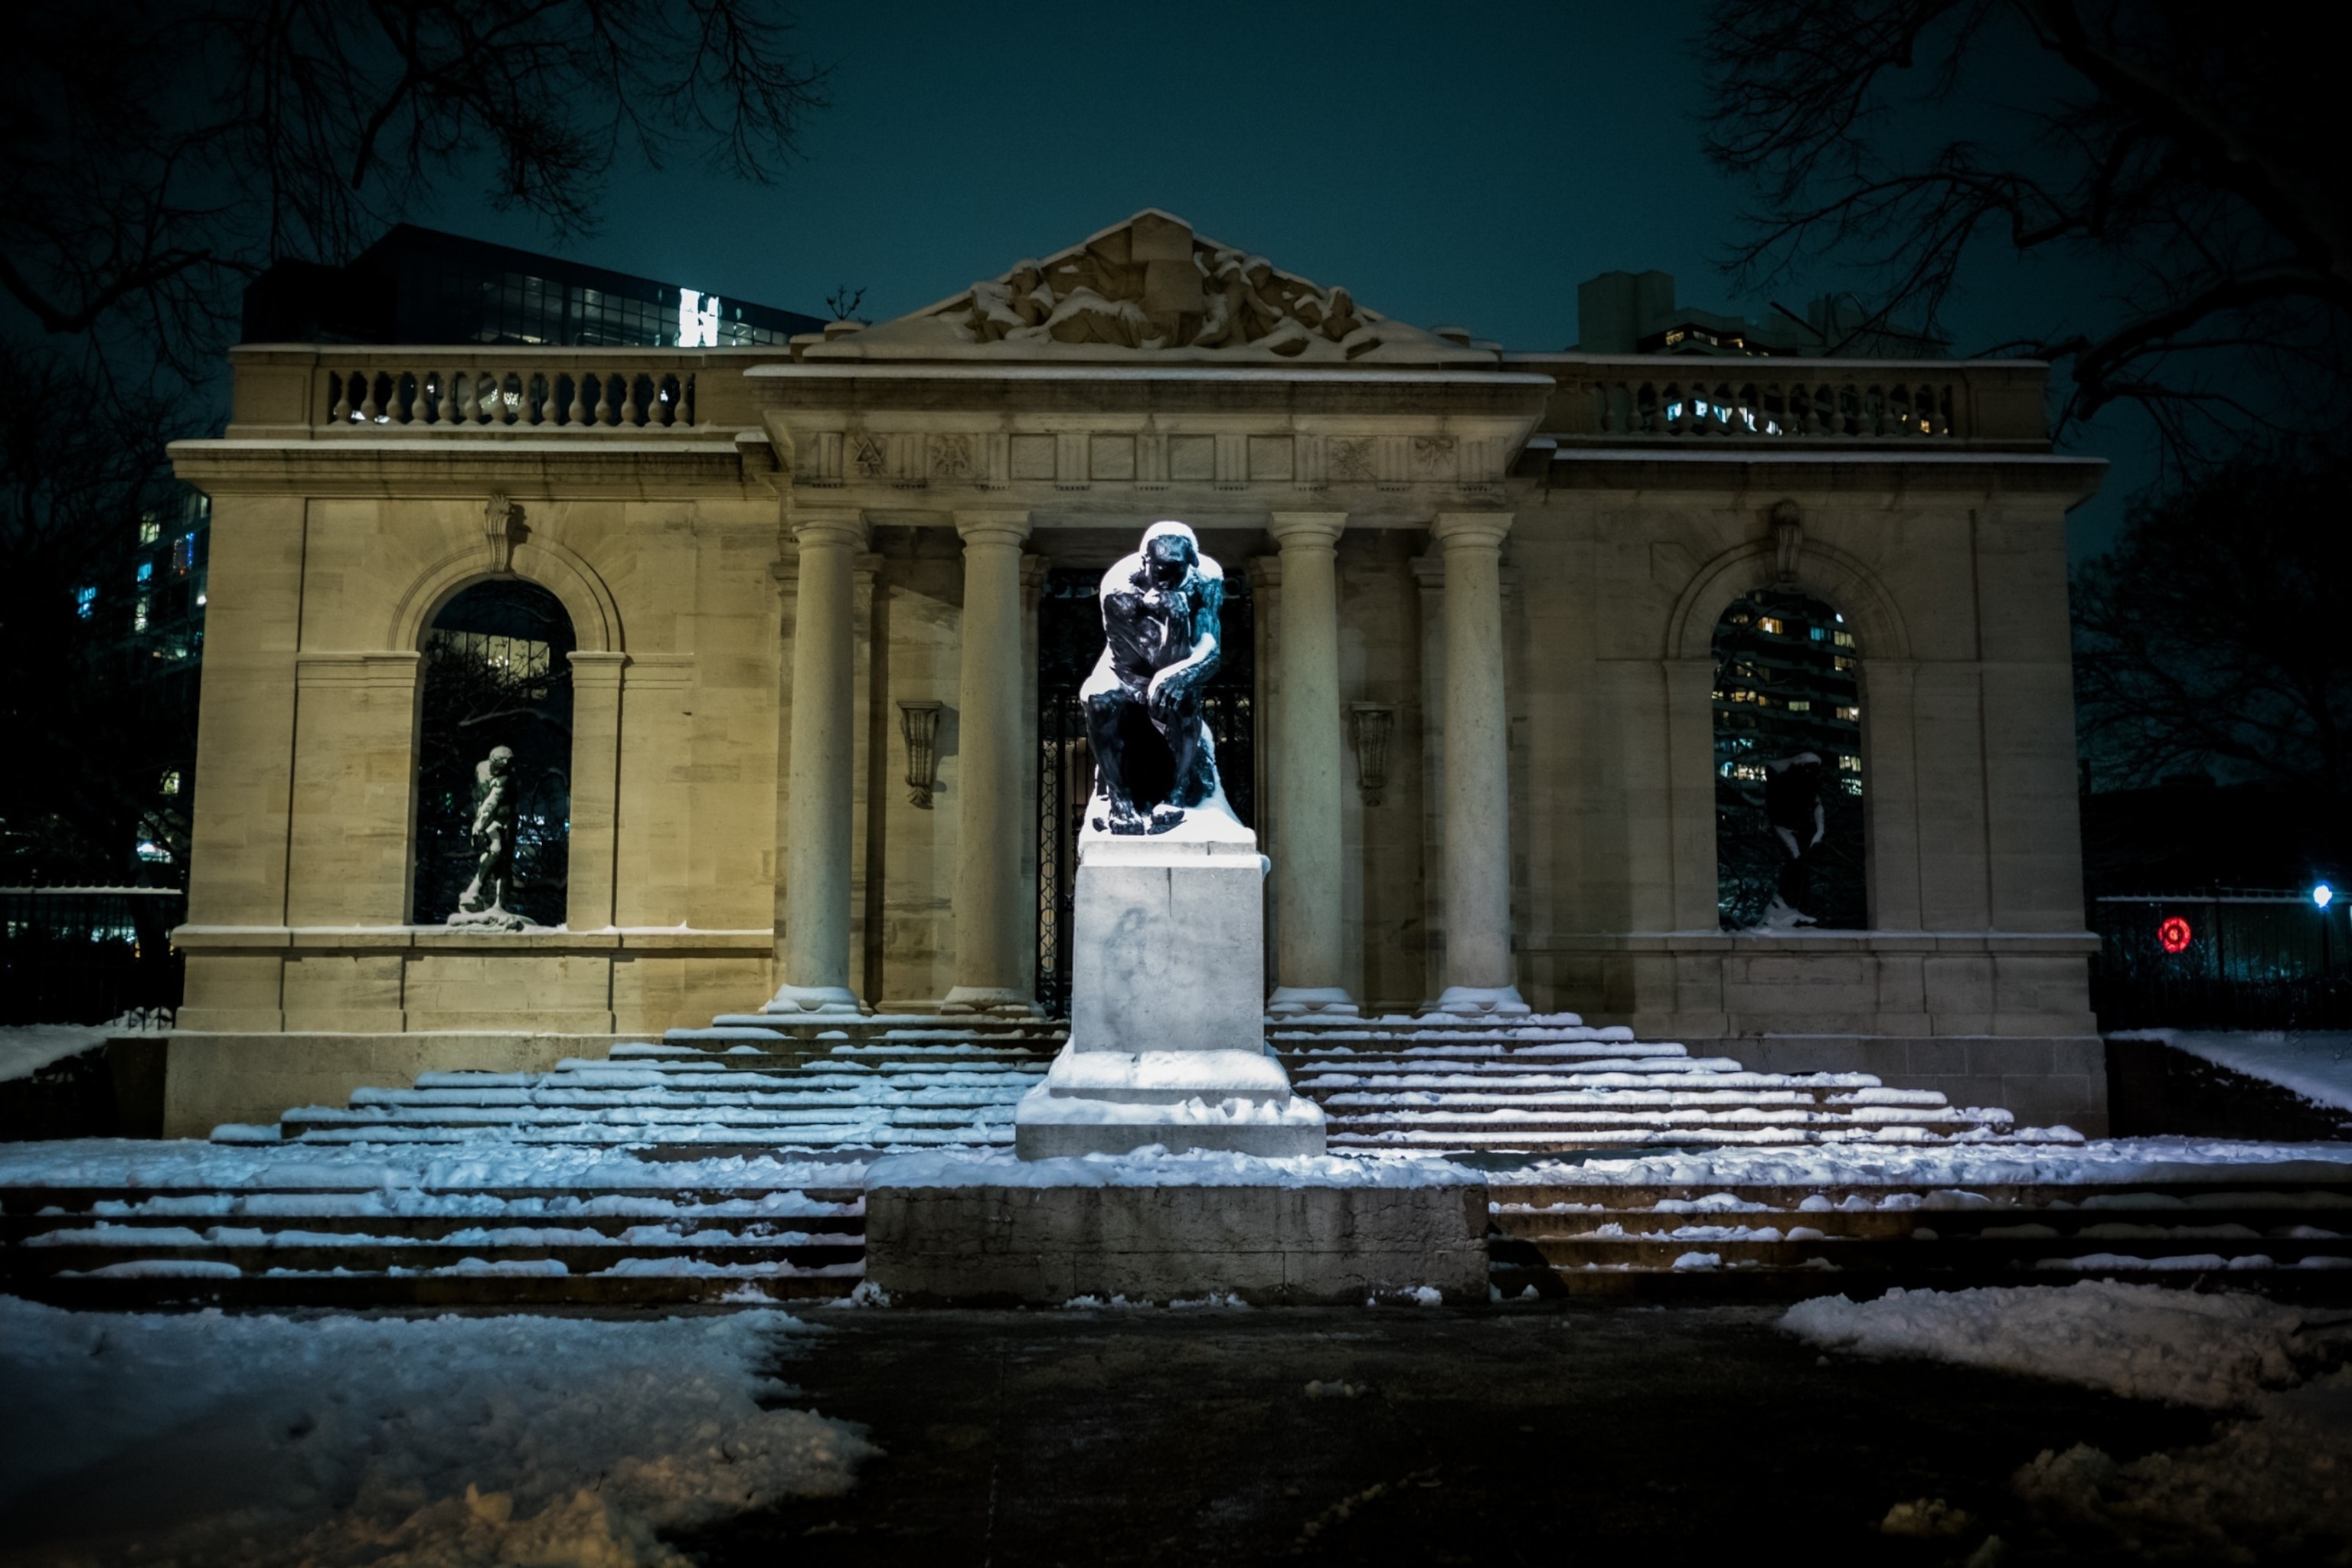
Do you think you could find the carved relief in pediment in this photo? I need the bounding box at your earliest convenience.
[963,213,1380,358]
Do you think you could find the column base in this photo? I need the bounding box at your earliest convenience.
[1429,985,1532,1017]
[1266,986,1361,1018]
[939,985,1042,1017]
[763,982,865,1016]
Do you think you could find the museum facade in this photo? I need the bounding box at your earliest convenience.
[165,211,2106,1132]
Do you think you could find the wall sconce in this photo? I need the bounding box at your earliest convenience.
[1348,703,1395,806]
[899,701,943,808]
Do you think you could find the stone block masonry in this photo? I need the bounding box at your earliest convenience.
[864,1154,1488,1305]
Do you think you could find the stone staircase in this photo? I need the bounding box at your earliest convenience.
[0,1173,869,1311]
[11,1005,2345,1308]
[1486,1176,2352,1302]
[1271,1014,2018,1148]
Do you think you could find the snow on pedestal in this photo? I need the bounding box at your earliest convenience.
[1015,820,1325,1159]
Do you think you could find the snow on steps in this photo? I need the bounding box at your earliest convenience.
[268,1010,2031,1154]
[1486,1178,2352,1302]
[0,1179,869,1310]
[1270,1012,2024,1149]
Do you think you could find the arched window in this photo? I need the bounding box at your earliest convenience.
[411,580,575,927]
[1712,586,1865,930]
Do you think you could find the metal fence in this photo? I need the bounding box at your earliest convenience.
[2089,891,2351,1031]
[0,887,185,1025]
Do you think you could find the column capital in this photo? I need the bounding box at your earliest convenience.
[1432,511,1514,550]
[791,511,867,550]
[1267,510,1348,550]
[954,508,1034,548]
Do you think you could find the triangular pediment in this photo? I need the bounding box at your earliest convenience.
[803,210,1486,365]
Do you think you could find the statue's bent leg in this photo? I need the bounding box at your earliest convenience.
[1083,688,1148,832]
[1154,684,1210,820]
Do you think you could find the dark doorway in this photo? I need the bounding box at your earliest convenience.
[1036,566,1253,1015]
[1712,586,1865,930]
[411,579,575,927]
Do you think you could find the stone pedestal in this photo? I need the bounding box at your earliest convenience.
[865,1152,1488,1305]
[1014,831,1326,1158]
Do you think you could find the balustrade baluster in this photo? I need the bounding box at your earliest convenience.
[328,373,352,424]
[598,373,621,426]
[566,374,586,426]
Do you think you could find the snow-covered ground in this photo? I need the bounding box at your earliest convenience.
[2118,1028,2352,1114]
[0,1298,871,1566]
[0,1024,109,1085]
[1788,1282,2352,1557]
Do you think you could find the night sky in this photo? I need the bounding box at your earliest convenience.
[430,0,2138,554]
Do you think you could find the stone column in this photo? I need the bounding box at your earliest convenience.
[770,511,866,1014]
[943,509,1038,1014]
[1266,511,1356,1016]
[1432,512,1527,1014]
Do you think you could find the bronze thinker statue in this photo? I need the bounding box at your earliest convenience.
[451,744,525,927]
[1082,521,1234,835]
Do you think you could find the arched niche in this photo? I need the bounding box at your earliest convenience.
[1711,586,1867,930]
[410,578,577,927]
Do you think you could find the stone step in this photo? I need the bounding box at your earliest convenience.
[0,1272,859,1311]
[8,1237,865,1276]
[1307,1086,1952,1108]
[278,1124,1013,1147]
[0,1184,865,1214]
[1489,1206,2352,1242]
[0,1207,863,1243]
[349,1085,1035,1108]
[1487,1181,2352,1210]
[1323,1104,2004,1129]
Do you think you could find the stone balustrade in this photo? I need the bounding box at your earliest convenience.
[1512,355,2052,446]
[322,362,694,430]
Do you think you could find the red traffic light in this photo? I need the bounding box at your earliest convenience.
[2158,916,2193,954]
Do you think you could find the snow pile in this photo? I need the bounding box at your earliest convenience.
[2012,1370,2352,1560]
[0,1297,872,1566]
[1785,1282,2352,1559]
[0,1023,109,1084]
[2120,1029,2352,1115]
[1784,1281,2312,1406]
[867,1145,1481,1188]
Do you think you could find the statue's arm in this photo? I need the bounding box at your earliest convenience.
[1148,577,1223,700]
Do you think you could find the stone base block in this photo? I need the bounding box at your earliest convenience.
[1070,844,1265,1054]
[865,1161,1488,1305]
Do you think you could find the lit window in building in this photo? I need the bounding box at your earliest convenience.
[1809,626,1827,641]
[134,596,150,631]
[74,586,96,619]
[136,560,152,583]
[1836,705,1860,721]
[1833,630,1855,648]
[136,839,172,863]
[139,513,161,545]
[1834,655,1857,671]
[1757,616,1782,635]
[678,288,722,347]
[1786,700,1811,712]
[1838,754,1862,772]
[161,770,181,795]
[172,534,198,573]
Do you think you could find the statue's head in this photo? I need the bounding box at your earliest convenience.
[487,745,514,776]
[1140,521,1200,590]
